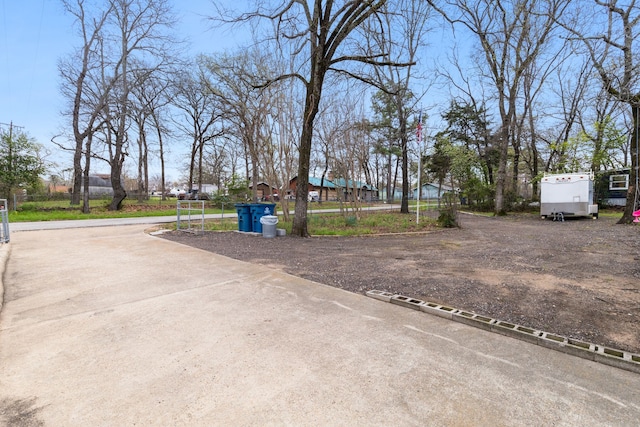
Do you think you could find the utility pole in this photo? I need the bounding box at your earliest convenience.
[1,121,25,169]
[0,122,26,210]
[0,121,25,136]
[0,122,26,164]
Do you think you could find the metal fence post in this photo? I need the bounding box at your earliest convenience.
[176,200,205,234]
[0,199,9,243]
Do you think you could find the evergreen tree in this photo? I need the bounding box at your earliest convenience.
[0,128,46,209]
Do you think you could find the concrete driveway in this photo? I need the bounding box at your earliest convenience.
[1,224,639,426]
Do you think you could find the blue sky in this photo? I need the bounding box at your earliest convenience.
[1,0,71,152]
[0,0,242,182]
[1,1,448,184]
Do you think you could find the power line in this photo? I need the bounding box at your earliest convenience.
[1,0,9,98]
[26,0,46,110]
[0,122,25,139]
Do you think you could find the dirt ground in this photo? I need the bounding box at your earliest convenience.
[159,212,640,353]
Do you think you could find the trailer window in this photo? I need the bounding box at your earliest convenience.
[609,174,629,190]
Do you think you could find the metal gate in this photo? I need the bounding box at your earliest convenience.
[0,199,9,243]
[176,200,205,234]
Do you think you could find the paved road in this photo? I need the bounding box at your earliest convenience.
[1,223,639,426]
[6,203,403,232]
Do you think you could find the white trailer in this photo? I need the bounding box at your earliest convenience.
[540,172,598,220]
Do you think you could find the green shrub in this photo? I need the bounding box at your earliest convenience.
[16,202,38,212]
[345,216,357,226]
[211,193,231,209]
[437,209,458,228]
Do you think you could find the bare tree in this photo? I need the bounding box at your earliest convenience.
[313,91,369,208]
[201,50,274,202]
[533,59,591,174]
[576,86,626,173]
[509,26,570,198]
[433,46,498,189]
[366,0,431,213]
[370,89,403,203]
[133,71,173,200]
[129,68,174,201]
[429,0,570,214]
[274,83,302,220]
[60,0,178,211]
[171,63,222,194]
[129,70,151,201]
[260,77,302,221]
[312,93,340,185]
[203,138,231,194]
[58,0,114,210]
[105,0,178,210]
[558,0,640,223]
[217,1,413,236]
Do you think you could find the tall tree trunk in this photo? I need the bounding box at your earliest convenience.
[188,138,198,192]
[512,136,520,196]
[398,104,409,213]
[387,151,393,203]
[109,116,127,211]
[529,108,540,200]
[137,131,145,202]
[109,5,128,211]
[249,132,260,202]
[392,157,400,203]
[292,75,322,237]
[198,137,204,193]
[157,126,166,201]
[72,139,83,205]
[143,130,148,200]
[619,104,639,224]
[494,125,509,215]
[82,133,92,213]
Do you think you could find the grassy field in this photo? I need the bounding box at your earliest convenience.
[8,199,229,222]
[7,198,422,223]
[202,205,620,235]
[8,198,623,235]
[195,210,438,236]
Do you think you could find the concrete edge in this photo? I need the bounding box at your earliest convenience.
[366,290,640,375]
[0,242,10,312]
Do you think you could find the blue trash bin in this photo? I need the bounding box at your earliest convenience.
[235,203,252,232]
[250,203,277,233]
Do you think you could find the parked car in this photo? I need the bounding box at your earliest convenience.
[308,191,319,202]
[179,190,209,200]
[168,188,186,197]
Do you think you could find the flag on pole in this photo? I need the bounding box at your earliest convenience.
[416,110,423,224]
[417,111,423,145]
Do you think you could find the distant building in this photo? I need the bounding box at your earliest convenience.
[48,184,71,194]
[595,169,629,207]
[249,182,279,200]
[378,187,404,202]
[331,178,379,202]
[79,174,113,197]
[289,176,338,201]
[288,176,379,202]
[412,182,456,200]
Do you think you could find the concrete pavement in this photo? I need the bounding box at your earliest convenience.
[1,224,639,426]
[7,214,216,231]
